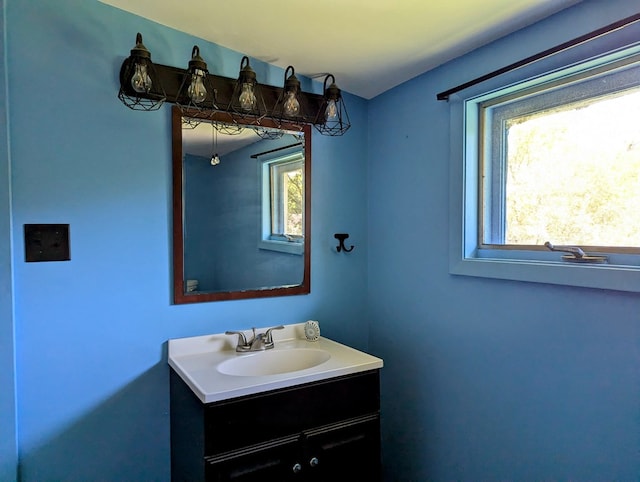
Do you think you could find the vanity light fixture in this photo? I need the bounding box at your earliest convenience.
[315,74,351,136]
[117,33,166,111]
[258,65,306,140]
[177,46,217,127]
[116,32,352,136]
[227,56,267,124]
[274,66,305,121]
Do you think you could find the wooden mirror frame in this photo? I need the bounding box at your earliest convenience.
[172,106,311,304]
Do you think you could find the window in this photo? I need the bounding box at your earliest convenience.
[270,159,304,241]
[259,152,304,254]
[481,56,640,250]
[450,44,640,292]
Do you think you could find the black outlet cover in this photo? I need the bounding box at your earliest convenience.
[24,224,70,262]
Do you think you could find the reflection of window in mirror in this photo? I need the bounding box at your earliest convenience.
[259,152,304,255]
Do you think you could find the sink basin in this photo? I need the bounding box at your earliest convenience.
[217,348,331,377]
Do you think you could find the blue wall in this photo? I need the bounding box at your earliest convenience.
[2,1,368,480]
[0,0,18,479]
[368,0,640,480]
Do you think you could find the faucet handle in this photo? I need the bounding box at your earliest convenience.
[225,330,249,349]
[264,325,285,346]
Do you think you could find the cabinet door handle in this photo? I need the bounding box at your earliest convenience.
[309,457,319,468]
[292,462,302,473]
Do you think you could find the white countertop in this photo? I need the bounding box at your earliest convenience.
[168,323,383,403]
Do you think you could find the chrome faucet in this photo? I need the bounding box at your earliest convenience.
[225,325,284,352]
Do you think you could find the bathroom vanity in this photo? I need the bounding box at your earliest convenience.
[168,324,383,481]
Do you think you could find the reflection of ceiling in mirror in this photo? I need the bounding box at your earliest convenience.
[182,123,261,158]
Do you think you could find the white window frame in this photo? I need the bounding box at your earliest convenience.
[258,152,304,255]
[449,43,640,293]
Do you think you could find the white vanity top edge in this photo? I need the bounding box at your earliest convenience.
[168,323,383,403]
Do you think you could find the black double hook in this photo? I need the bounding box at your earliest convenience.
[334,233,354,253]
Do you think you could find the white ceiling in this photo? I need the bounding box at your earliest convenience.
[101,0,580,99]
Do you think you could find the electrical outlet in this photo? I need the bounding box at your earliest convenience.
[24,224,70,262]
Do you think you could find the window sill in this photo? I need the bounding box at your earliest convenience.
[258,239,303,255]
[450,255,640,293]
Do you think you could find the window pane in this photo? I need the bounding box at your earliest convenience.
[269,160,304,238]
[283,168,303,236]
[503,88,640,247]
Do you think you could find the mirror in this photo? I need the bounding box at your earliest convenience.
[172,106,311,303]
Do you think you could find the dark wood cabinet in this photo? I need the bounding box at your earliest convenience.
[170,370,381,481]
[303,415,380,481]
[205,437,300,482]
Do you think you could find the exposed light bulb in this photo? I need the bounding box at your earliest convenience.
[210,123,220,166]
[187,69,207,104]
[238,83,256,111]
[325,99,338,121]
[283,91,300,117]
[131,62,152,93]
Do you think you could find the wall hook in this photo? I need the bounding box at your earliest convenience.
[334,233,354,253]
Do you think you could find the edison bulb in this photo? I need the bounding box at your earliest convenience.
[238,83,256,111]
[325,99,338,121]
[283,91,300,117]
[187,70,207,104]
[131,62,152,93]
[210,153,220,166]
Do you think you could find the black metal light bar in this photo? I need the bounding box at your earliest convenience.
[118,35,331,130]
[436,12,640,101]
[120,61,325,112]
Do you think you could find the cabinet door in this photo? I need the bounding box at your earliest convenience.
[205,438,301,482]
[205,371,380,455]
[304,416,380,482]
